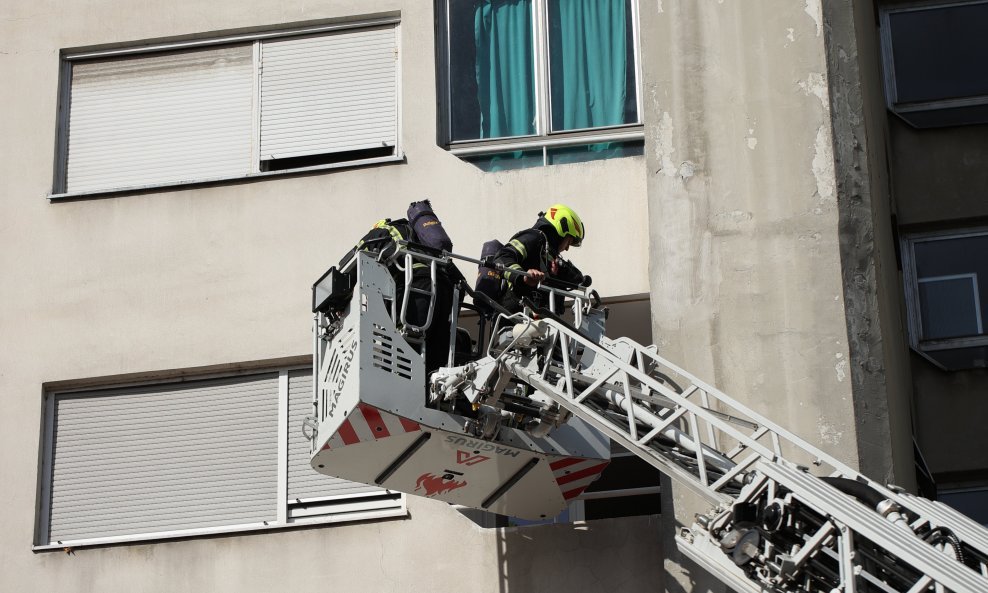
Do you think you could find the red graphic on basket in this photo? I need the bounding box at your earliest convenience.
[550,457,610,501]
[456,450,491,466]
[321,404,421,450]
[415,472,468,497]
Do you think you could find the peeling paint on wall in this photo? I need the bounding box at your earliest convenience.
[746,129,758,150]
[678,160,695,182]
[786,28,795,44]
[805,0,822,37]
[798,73,828,107]
[818,420,843,445]
[656,111,676,177]
[813,126,836,203]
[835,353,847,382]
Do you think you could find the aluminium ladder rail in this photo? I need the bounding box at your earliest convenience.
[497,316,988,593]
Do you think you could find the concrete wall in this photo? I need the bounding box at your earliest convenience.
[642,0,909,590]
[825,0,915,491]
[0,0,658,590]
[645,0,877,472]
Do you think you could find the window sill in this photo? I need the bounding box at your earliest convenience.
[448,127,644,158]
[919,336,988,351]
[49,153,405,201]
[912,337,988,371]
[34,495,407,551]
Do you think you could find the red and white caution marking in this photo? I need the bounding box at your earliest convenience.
[550,457,610,501]
[322,404,421,450]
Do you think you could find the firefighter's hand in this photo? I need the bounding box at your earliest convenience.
[523,269,544,286]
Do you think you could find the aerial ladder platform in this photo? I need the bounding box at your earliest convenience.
[308,244,988,593]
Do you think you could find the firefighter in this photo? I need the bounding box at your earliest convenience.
[494,203,587,313]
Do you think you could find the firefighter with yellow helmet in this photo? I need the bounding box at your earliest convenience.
[493,203,588,312]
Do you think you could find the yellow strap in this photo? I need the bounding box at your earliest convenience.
[509,238,528,259]
[504,263,524,283]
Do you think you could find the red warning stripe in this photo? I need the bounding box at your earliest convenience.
[549,457,585,471]
[556,462,610,486]
[399,417,421,432]
[323,405,422,450]
[563,486,589,501]
[359,404,391,439]
[337,418,360,446]
[551,457,610,500]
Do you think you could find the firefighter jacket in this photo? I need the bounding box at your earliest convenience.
[493,222,562,307]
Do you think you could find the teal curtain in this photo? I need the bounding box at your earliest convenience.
[474,0,536,139]
[549,0,628,131]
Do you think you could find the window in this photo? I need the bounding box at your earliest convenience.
[437,0,643,168]
[53,19,400,197]
[579,449,661,520]
[880,1,988,128]
[902,229,988,370]
[35,368,404,549]
[939,486,988,527]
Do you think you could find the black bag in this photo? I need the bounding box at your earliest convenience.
[407,200,453,252]
[474,239,504,313]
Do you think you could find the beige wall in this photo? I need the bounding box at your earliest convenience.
[0,0,656,591]
[25,498,664,593]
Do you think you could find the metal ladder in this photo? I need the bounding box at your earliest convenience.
[495,315,988,593]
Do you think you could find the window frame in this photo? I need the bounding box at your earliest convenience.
[50,17,404,200]
[435,0,644,162]
[901,227,988,369]
[879,0,988,127]
[34,366,406,550]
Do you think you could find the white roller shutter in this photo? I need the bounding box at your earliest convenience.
[286,370,399,520]
[65,45,254,193]
[47,374,279,544]
[259,26,398,161]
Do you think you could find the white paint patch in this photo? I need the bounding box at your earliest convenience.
[818,421,843,446]
[713,210,752,226]
[835,358,847,382]
[813,125,836,203]
[745,124,758,150]
[786,28,795,43]
[798,73,828,107]
[656,0,663,13]
[657,112,676,177]
[678,160,695,181]
[805,0,822,37]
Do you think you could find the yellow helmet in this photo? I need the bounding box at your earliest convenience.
[542,204,585,246]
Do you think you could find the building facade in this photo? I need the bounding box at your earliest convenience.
[1,0,984,592]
